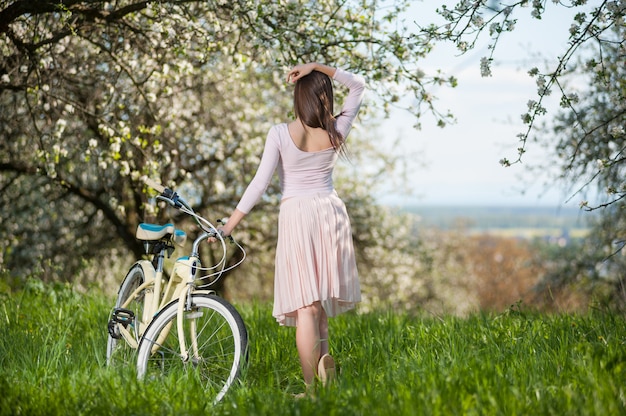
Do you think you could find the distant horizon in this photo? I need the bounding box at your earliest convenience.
[387,202,595,232]
[383,203,589,215]
[376,196,585,211]
[385,201,584,209]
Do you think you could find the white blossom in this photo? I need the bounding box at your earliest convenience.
[110,139,121,154]
[480,57,492,77]
[120,160,130,176]
[536,75,546,92]
[505,20,516,31]
[609,125,625,137]
[471,15,485,27]
[214,180,226,194]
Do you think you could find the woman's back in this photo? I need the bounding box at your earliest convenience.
[287,121,333,153]
[277,123,338,199]
[235,67,365,214]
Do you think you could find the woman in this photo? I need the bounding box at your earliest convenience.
[217,62,365,394]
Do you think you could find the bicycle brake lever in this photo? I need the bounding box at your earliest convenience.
[208,229,234,243]
[161,188,183,208]
[156,195,175,206]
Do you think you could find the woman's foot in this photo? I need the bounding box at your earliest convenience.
[293,383,315,399]
[317,354,336,386]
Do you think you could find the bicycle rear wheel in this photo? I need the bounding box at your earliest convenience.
[136,293,248,404]
[107,263,150,367]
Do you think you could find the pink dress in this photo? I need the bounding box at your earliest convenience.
[236,69,366,326]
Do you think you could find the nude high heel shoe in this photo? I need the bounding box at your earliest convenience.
[317,354,336,386]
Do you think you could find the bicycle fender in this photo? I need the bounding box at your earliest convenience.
[134,260,156,282]
[128,260,158,317]
[117,260,156,296]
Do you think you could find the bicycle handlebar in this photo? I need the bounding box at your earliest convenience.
[144,177,190,211]
[144,177,166,193]
[142,176,246,283]
[143,177,230,239]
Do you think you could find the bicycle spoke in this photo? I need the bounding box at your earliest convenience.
[136,294,248,404]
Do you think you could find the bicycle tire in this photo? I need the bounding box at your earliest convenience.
[106,263,151,367]
[136,293,248,404]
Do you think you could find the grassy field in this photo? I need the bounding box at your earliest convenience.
[1,281,625,415]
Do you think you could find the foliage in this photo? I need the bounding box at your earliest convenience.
[2,0,623,309]
[420,0,625,301]
[535,18,625,301]
[0,0,451,287]
[1,285,625,415]
[420,1,625,204]
[532,211,626,310]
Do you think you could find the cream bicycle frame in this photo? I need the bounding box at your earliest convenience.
[115,259,168,349]
[171,232,214,361]
[117,232,213,359]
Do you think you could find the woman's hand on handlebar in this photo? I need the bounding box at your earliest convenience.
[207,209,244,243]
[207,227,230,243]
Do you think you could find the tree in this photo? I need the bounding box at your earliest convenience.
[541,21,625,305]
[420,1,624,204]
[419,0,625,304]
[0,1,452,298]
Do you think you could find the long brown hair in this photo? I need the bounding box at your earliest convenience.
[293,71,344,153]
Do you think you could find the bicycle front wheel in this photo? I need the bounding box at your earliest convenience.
[136,293,248,404]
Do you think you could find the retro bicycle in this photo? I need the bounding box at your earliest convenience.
[106,178,248,404]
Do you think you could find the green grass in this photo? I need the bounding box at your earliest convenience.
[1,282,625,415]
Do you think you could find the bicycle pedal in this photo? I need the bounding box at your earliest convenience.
[107,319,122,339]
[112,307,135,327]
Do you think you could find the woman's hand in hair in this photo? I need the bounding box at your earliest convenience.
[287,63,317,83]
[286,63,336,83]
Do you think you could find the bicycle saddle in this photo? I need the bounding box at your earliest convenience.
[136,223,187,246]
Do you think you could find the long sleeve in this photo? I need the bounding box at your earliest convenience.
[235,127,281,214]
[333,68,366,139]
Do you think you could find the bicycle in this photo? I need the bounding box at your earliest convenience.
[106,178,248,404]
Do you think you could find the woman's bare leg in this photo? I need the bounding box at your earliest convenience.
[296,302,322,387]
[319,306,329,357]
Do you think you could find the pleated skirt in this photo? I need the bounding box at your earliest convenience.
[272,191,361,327]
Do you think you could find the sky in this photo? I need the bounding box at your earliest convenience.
[376,1,583,207]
